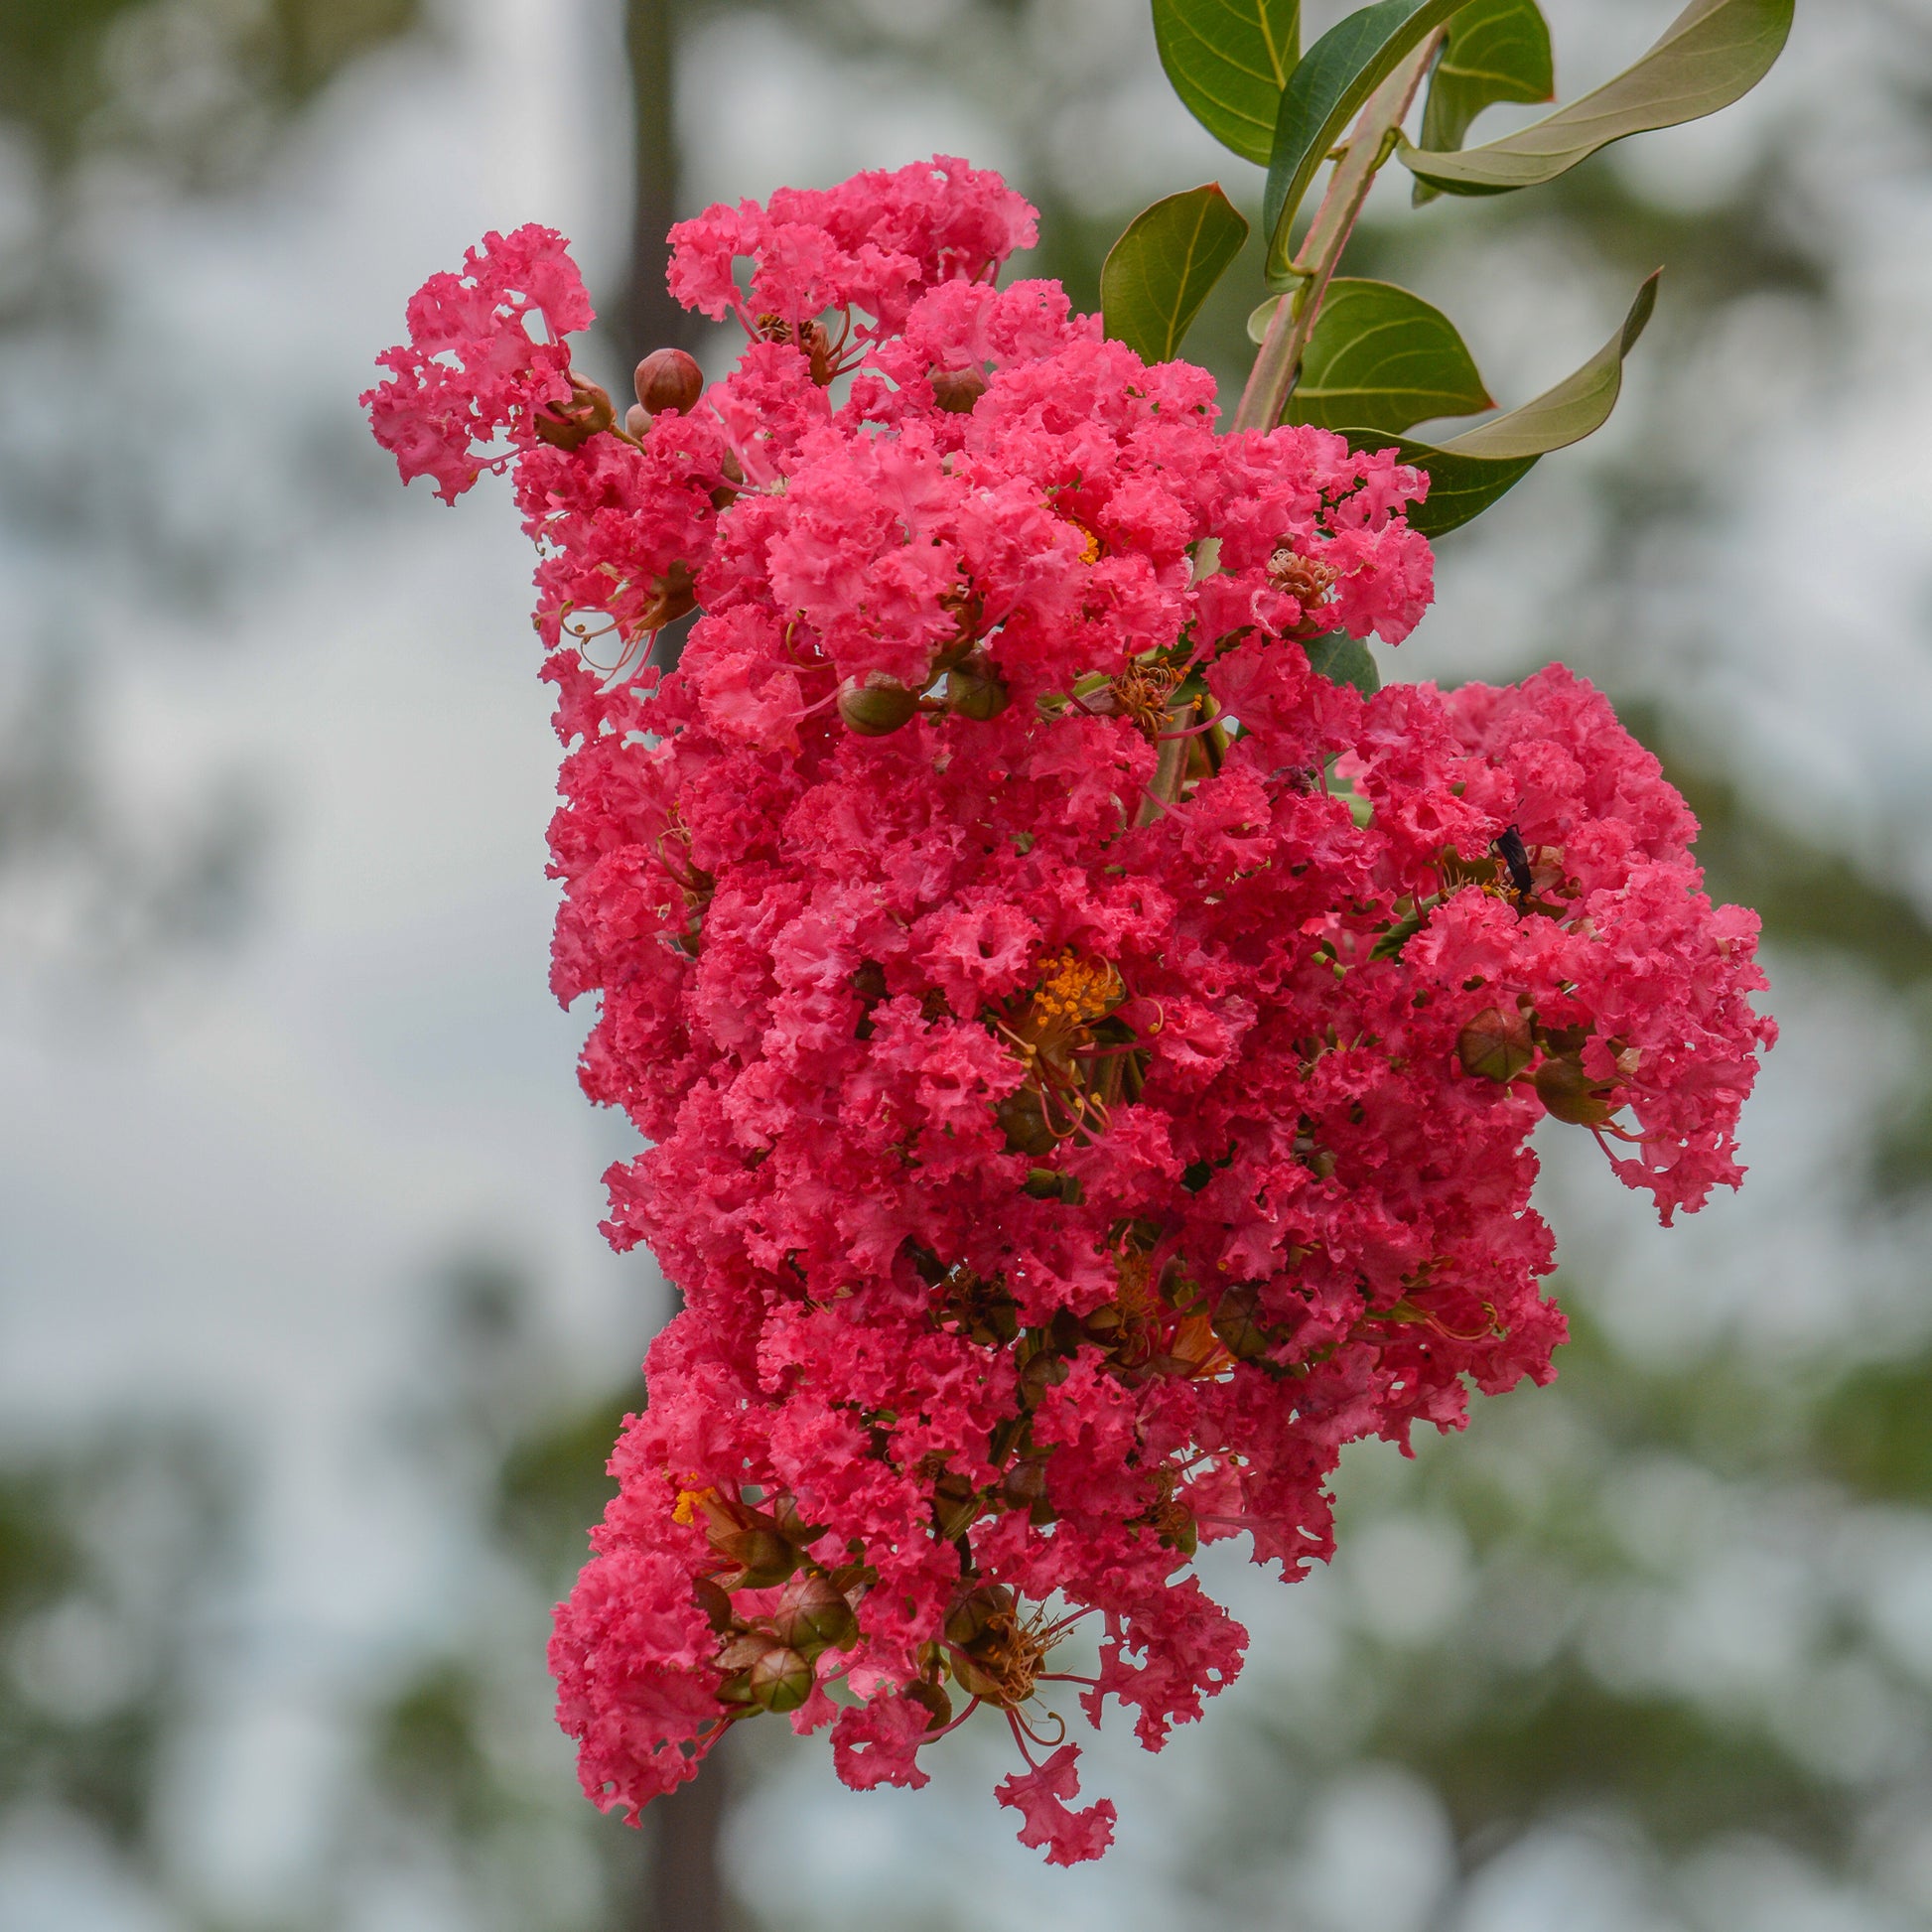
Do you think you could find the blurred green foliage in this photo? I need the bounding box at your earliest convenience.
[0,1429,231,1871]
[0,0,423,178]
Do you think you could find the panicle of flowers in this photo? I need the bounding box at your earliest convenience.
[363,155,1774,1865]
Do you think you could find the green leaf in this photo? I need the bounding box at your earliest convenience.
[1414,0,1554,204]
[1153,0,1302,167]
[1305,629,1382,696]
[1401,0,1793,198]
[1285,278,1494,433]
[1341,271,1660,535]
[1101,184,1252,365]
[1440,268,1658,457]
[1263,0,1464,277]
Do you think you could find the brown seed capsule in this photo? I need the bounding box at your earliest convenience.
[838,673,920,737]
[769,1573,859,1655]
[633,346,704,416]
[1533,1053,1615,1127]
[747,1644,815,1715]
[929,365,989,414]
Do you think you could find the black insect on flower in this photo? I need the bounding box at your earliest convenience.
[1494,824,1535,897]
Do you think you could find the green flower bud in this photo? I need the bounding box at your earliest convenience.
[769,1573,859,1655]
[942,664,1010,721]
[1210,1283,1274,1362]
[1457,1006,1535,1083]
[747,1644,815,1715]
[721,1526,797,1589]
[838,674,919,736]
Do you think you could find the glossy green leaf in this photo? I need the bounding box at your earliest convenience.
[1285,278,1494,433]
[1263,0,1463,276]
[1401,0,1792,198]
[1304,629,1381,696]
[1101,185,1252,366]
[1342,271,1659,535]
[1413,0,1554,204]
[1153,0,1302,166]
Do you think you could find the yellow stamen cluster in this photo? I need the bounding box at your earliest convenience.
[1026,950,1124,1037]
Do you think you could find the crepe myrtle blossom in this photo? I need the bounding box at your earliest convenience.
[364,157,1773,1864]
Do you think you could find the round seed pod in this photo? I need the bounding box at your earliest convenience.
[838,674,919,737]
[1533,1053,1615,1127]
[1210,1283,1274,1362]
[633,346,704,416]
[747,1644,815,1715]
[943,665,1009,721]
[1457,1006,1535,1083]
[769,1573,859,1655]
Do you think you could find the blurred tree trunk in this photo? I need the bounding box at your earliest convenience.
[622,0,694,361]
[646,1730,733,1931]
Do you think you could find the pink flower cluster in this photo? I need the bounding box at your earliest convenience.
[364,159,1774,1864]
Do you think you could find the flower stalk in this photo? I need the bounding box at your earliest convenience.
[1232,31,1447,435]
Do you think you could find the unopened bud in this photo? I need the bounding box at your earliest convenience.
[1457,1006,1534,1084]
[721,1526,797,1590]
[997,1088,1056,1157]
[838,673,919,737]
[944,1583,1015,1650]
[1210,1283,1274,1362]
[929,365,988,414]
[769,1573,859,1655]
[623,402,651,439]
[1533,1053,1615,1127]
[904,1677,954,1731]
[747,1644,815,1714]
[633,346,704,417]
[942,664,1009,722]
[999,1458,1047,1514]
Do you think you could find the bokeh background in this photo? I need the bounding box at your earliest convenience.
[2,0,1931,1927]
